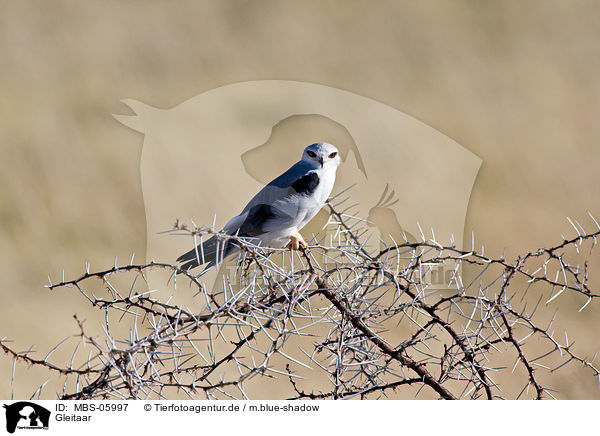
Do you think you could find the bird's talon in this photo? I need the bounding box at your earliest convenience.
[287,233,308,251]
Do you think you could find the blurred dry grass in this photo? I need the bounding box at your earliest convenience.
[1,0,599,399]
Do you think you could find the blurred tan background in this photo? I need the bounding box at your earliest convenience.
[1,0,599,399]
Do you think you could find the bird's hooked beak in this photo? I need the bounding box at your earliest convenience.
[319,156,324,168]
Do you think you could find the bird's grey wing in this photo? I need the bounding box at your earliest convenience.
[236,161,320,236]
[237,203,285,236]
[241,161,318,214]
[178,161,319,270]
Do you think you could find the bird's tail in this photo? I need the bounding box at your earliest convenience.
[177,236,238,273]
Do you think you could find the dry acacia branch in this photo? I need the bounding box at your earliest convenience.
[3,201,599,400]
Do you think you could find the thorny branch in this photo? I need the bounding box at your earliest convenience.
[2,197,600,400]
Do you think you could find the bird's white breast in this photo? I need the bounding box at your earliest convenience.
[295,166,336,228]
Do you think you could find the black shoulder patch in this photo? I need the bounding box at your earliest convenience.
[291,172,320,195]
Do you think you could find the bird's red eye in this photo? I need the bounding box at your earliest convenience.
[329,152,337,158]
[307,150,317,158]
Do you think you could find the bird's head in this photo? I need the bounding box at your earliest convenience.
[301,142,341,169]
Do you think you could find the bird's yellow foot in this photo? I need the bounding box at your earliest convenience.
[287,233,308,250]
